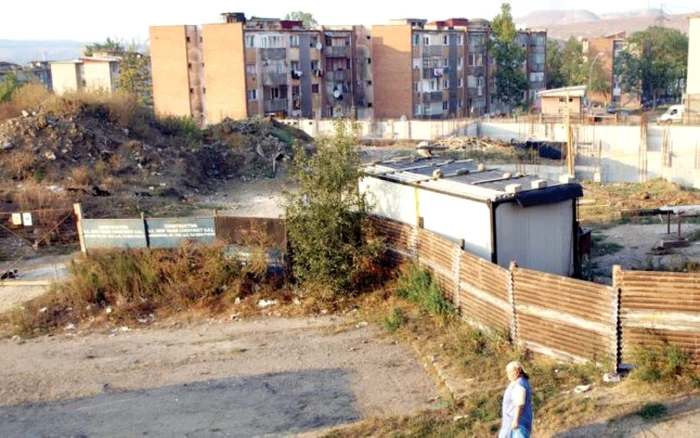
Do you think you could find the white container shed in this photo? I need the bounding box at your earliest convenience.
[360,157,584,277]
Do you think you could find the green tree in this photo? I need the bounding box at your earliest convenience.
[561,37,587,85]
[284,121,383,295]
[283,11,318,30]
[0,72,20,102]
[118,44,152,105]
[84,37,125,57]
[589,59,611,102]
[546,40,565,89]
[491,3,527,112]
[615,26,688,108]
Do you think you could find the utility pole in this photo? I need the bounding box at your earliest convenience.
[566,88,574,176]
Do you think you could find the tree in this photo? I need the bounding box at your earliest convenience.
[284,11,318,30]
[491,3,527,112]
[589,59,611,102]
[284,121,383,295]
[0,72,20,103]
[561,37,587,86]
[546,40,565,89]
[117,43,152,105]
[615,26,688,108]
[84,37,125,57]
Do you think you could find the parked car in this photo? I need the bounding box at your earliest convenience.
[606,104,617,114]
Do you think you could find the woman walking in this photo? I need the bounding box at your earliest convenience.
[498,361,533,438]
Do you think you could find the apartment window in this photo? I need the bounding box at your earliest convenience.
[413,58,421,69]
[414,104,422,115]
[311,60,320,71]
[443,35,449,45]
[367,80,372,85]
[468,54,474,66]
[443,79,449,89]
[468,75,476,88]
[189,87,194,94]
[246,64,257,75]
[271,87,280,99]
[310,35,318,47]
[476,54,483,66]
[458,57,464,68]
[312,84,319,93]
[423,35,430,45]
[413,82,420,92]
[430,80,436,91]
[458,78,463,88]
[247,89,257,100]
[186,36,191,43]
[413,33,420,46]
[443,101,449,110]
[458,99,464,109]
[289,35,300,47]
[290,61,300,71]
[443,58,449,67]
[292,85,300,96]
[367,58,371,64]
[456,35,463,45]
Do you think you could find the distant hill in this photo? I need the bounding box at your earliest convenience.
[546,13,693,40]
[0,40,85,64]
[599,8,662,20]
[516,9,600,28]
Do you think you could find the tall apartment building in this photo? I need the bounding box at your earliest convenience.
[150,14,547,123]
[50,57,120,95]
[150,14,373,124]
[582,32,641,109]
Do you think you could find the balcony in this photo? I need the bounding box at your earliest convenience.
[325,46,351,58]
[264,99,288,113]
[326,70,347,82]
[421,91,443,104]
[262,72,287,86]
[260,48,287,61]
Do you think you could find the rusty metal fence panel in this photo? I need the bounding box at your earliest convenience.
[513,267,617,363]
[416,229,460,301]
[368,216,416,266]
[459,251,512,334]
[619,270,700,368]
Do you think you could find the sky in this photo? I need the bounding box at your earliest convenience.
[1,0,698,42]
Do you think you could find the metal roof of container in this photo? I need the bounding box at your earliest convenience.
[362,157,583,207]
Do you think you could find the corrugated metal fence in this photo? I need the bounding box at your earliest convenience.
[373,215,700,370]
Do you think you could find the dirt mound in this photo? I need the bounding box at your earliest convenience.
[0,94,312,216]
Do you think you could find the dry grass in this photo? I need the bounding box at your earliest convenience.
[4,150,39,180]
[70,166,91,186]
[1,244,289,337]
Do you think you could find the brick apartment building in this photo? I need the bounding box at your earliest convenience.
[149,13,546,124]
[582,32,641,109]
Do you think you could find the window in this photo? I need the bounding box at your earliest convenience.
[443,101,448,110]
[312,84,319,93]
[443,79,449,89]
[458,57,464,68]
[476,54,483,66]
[367,58,371,64]
[189,87,194,94]
[246,64,257,75]
[443,58,449,67]
[292,85,300,96]
[458,78,463,88]
[456,35,463,45]
[310,35,318,47]
[290,60,300,71]
[413,33,420,46]
[247,89,257,100]
[430,80,436,91]
[367,80,372,85]
[413,82,420,92]
[186,36,191,43]
[423,35,430,45]
[468,75,476,88]
[311,60,320,71]
[458,99,464,109]
[443,35,449,45]
[289,35,300,47]
[271,87,280,99]
[413,58,421,69]
[414,104,422,115]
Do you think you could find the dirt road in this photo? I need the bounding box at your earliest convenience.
[0,317,438,437]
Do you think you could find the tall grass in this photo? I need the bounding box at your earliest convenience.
[395,264,455,318]
[631,344,693,383]
[4,245,267,337]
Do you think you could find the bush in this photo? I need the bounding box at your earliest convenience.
[157,115,203,147]
[631,343,692,383]
[395,264,455,318]
[284,120,384,295]
[71,166,91,185]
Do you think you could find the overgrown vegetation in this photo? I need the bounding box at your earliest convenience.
[284,120,384,295]
[3,244,283,337]
[591,234,625,257]
[395,265,455,318]
[630,344,693,384]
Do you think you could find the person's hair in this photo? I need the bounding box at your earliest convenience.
[506,361,529,380]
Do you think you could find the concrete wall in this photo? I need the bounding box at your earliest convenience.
[372,25,413,119]
[496,200,574,276]
[202,23,247,123]
[83,61,113,92]
[280,118,477,140]
[50,63,80,95]
[150,26,193,118]
[359,177,418,226]
[541,96,581,116]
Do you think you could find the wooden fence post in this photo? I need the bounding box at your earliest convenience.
[508,261,518,345]
[611,265,623,373]
[452,240,464,313]
[73,203,87,255]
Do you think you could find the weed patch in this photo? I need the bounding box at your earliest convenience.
[395,264,455,318]
[382,307,407,333]
[631,344,692,383]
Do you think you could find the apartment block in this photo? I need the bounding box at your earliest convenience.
[582,32,641,109]
[50,57,120,95]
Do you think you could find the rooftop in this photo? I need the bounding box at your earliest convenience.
[362,157,583,207]
[537,85,587,98]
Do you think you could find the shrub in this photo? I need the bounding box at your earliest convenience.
[6,151,39,180]
[631,343,692,383]
[157,115,203,147]
[395,264,455,318]
[71,166,91,185]
[284,120,384,295]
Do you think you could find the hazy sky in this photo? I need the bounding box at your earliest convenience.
[1,0,698,41]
